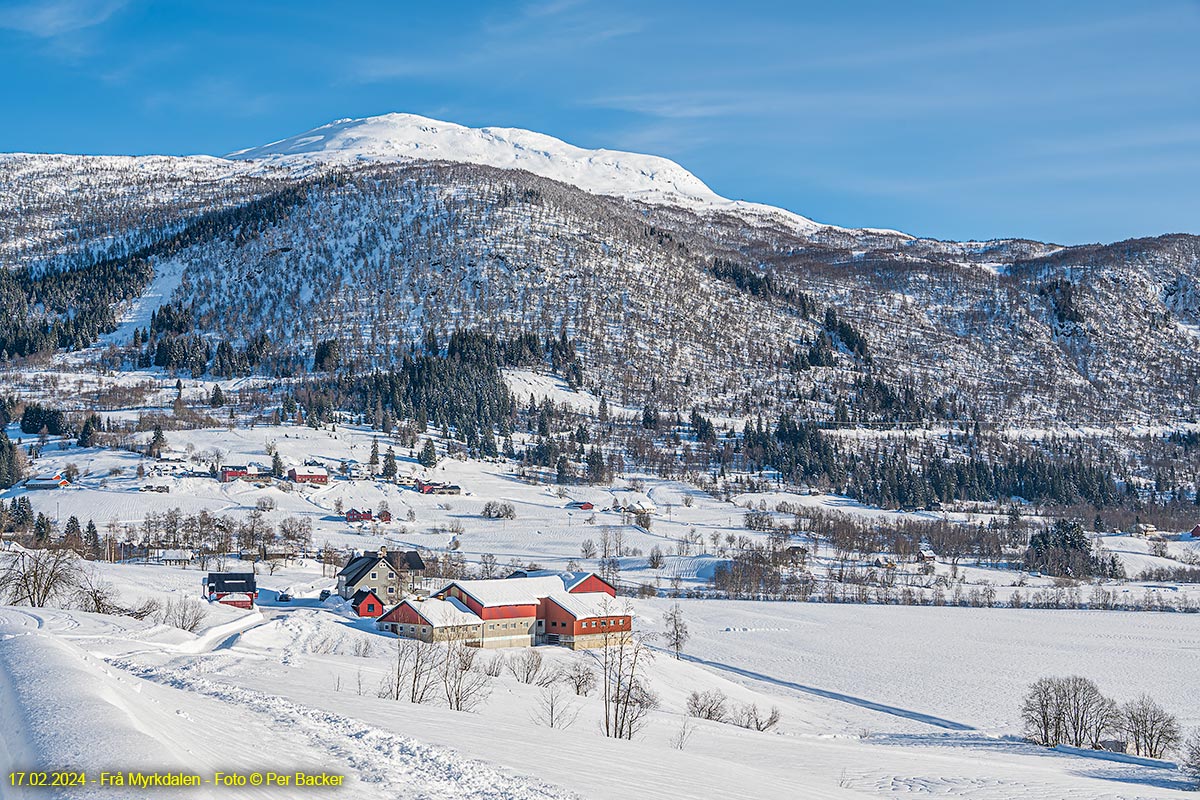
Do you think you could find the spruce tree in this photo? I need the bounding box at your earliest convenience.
[418,439,438,468]
[382,447,398,480]
[85,519,100,558]
[148,426,167,458]
[33,512,52,543]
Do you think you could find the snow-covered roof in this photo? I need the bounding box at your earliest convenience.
[505,569,599,592]
[404,596,480,627]
[158,549,193,561]
[443,576,564,607]
[544,591,624,620]
[444,572,604,607]
[290,465,328,476]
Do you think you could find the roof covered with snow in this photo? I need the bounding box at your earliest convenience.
[403,596,481,628]
[544,591,625,620]
[444,572,604,607]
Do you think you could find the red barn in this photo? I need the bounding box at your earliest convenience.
[351,588,384,617]
[203,572,257,609]
[377,596,482,643]
[219,465,249,483]
[288,465,329,485]
[346,508,373,523]
[434,571,619,649]
[540,592,631,650]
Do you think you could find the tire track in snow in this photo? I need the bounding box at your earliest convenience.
[675,650,973,731]
[109,658,577,800]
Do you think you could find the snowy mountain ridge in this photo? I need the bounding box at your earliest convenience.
[225,112,869,237]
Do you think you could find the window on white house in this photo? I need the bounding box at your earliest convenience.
[370,572,377,579]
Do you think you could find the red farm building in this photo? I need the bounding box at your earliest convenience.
[203,572,258,609]
[288,465,329,485]
[351,588,385,617]
[219,465,249,483]
[409,571,625,650]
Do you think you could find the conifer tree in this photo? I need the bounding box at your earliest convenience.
[148,426,167,458]
[418,439,438,468]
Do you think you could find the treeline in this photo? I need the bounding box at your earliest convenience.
[294,330,526,454]
[740,415,1121,508]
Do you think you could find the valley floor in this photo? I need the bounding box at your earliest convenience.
[2,563,1196,800]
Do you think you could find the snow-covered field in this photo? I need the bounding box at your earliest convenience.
[2,562,1196,799]
[3,419,1199,797]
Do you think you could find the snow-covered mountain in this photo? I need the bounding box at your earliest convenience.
[226,112,841,236]
[2,113,1200,426]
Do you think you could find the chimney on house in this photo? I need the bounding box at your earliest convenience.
[378,546,387,559]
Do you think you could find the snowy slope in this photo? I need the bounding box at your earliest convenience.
[225,112,842,235]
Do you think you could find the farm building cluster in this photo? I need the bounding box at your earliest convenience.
[376,569,631,650]
[201,549,631,651]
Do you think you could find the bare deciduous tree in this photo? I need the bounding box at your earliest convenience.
[0,549,81,607]
[731,703,781,732]
[1181,730,1200,783]
[686,689,727,722]
[668,715,696,750]
[597,617,658,739]
[531,683,579,730]
[379,637,439,704]
[663,602,688,659]
[442,637,491,712]
[156,597,208,632]
[72,569,121,614]
[1021,675,1119,749]
[1123,694,1181,759]
[561,657,597,696]
[506,648,544,684]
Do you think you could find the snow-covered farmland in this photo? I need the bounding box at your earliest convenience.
[2,562,1197,799]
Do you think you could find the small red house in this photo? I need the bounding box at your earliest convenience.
[288,466,329,485]
[203,572,258,609]
[566,501,594,511]
[378,509,392,523]
[351,588,384,617]
[346,508,373,523]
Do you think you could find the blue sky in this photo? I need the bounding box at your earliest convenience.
[1,0,1198,243]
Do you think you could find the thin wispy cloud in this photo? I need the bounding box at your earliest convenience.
[351,0,641,84]
[0,0,127,37]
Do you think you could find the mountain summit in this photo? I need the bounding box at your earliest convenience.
[226,112,832,233]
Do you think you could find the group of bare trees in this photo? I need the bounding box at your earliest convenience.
[1021,675,1185,759]
[0,548,80,607]
[685,687,782,733]
[0,548,208,631]
[379,635,492,711]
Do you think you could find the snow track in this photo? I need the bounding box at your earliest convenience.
[112,659,576,800]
